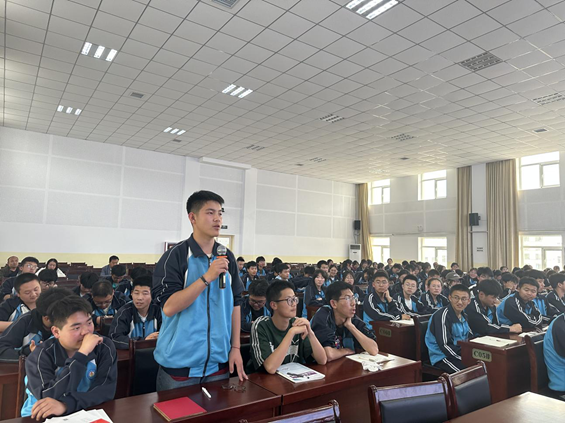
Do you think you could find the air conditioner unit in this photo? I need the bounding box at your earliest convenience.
[349,244,361,261]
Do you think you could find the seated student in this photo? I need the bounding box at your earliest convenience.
[100,255,119,278]
[342,270,365,302]
[241,279,270,333]
[109,276,161,350]
[292,265,314,290]
[1,257,39,300]
[73,272,98,297]
[248,281,326,374]
[417,263,432,290]
[497,277,544,330]
[22,296,117,419]
[420,277,448,310]
[118,266,150,298]
[38,269,58,291]
[316,260,330,274]
[389,269,409,297]
[355,266,373,285]
[237,256,246,278]
[441,271,462,297]
[466,279,522,336]
[302,269,327,318]
[0,274,41,332]
[256,256,267,278]
[328,265,339,284]
[425,284,473,374]
[547,273,565,318]
[275,263,291,282]
[242,261,259,290]
[0,288,72,362]
[394,275,433,316]
[37,258,66,278]
[544,312,565,396]
[1,256,19,278]
[87,280,127,326]
[105,264,129,290]
[388,263,402,282]
[363,271,409,323]
[461,268,478,288]
[500,273,518,298]
[311,281,378,362]
[267,258,283,281]
[526,269,550,320]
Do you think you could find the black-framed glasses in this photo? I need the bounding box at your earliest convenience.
[272,296,299,306]
[249,298,266,306]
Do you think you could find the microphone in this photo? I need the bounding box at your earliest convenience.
[217,244,227,289]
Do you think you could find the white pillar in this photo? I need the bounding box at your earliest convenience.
[180,157,201,240]
[471,164,488,267]
[241,168,258,257]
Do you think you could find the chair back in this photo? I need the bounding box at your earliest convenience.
[15,355,26,417]
[413,314,431,363]
[443,362,491,418]
[525,332,548,393]
[306,305,321,320]
[99,316,114,336]
[368,379,450,423]
[239,400,340,423]
[128,338,158,396]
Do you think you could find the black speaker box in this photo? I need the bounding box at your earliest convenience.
[354,220,361,230]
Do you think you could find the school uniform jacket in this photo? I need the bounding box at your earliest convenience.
[108,302,162,350]
[241,298,270,333]
[544,313,565,392]
[292,275,312,290]
[394,294,433,317]
[546,291,565,319]
[425,305,472,366]
[420,292,448,310]
[533,293,551,323]
[151,235,243,376]
[466,298,510,336]
[0,277,16,299]
[497,292,543,329]
[115,280,133,299]
[86,293,127,319]
[363,292,403,323]
[23,336,117,416]
[0,297,31,322]
[500,287,513,299]
[302,282,326,318]
[0,309,51,361]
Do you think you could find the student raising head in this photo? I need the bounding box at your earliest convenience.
[363,271,409,323]
[420,277,448,310]
[241,279,270,333]
[302,269,327,318]
[0,273,42,332]
[394,274,432,316]
[87,280,127,327]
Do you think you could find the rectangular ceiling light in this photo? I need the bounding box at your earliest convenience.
[230,86,245,96]
[346,0,366,9]
[93,46,105,59]
[222,84,237,94]
[65,107,73,114]
[177,130,186,135]
[164,127,173,132]
[357,0,384,14]
[81,42,92,55]
[105,49,118,62]
[238,89,253,98]
[57,105,64,112]
[367,0,398,19]
[170,128,180,134]
[74,109,82,115]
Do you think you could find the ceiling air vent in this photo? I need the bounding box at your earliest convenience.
[399,157,409,161]
[320,114,344,123]
[172,139,182,143]
[532,93,565,106]
[213,0,240,7]
[459,52,502,72]
[130,92,144,98]
[391,133,415,141]
[533,128,548,133]
[309,157,326,163]
[245,144,266,151]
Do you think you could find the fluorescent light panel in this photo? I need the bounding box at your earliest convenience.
[57,105,64,112]
[357,0,384,14]
[367,0,398,18]
[164,127,173,132]
[170,128,179,134]
[93,46,105,58]
[222,84,237,94]
[177,130,186,135]
[65,107,72,114]
[81,42,92,55]
[105,49,117,62]
[230,86,245,96]
[346,0,366,9]
[238,89,253,98]
[74,109,82,115]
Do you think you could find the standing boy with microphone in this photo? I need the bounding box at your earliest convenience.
[152,191,246,390]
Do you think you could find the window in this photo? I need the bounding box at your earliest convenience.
[520,152,560,190]
[370,179,390,205]
[418,170,447,200]
[371,237,390,264]
[419,237,447,265]
[521,235,562,269]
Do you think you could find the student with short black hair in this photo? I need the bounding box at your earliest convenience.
[242,261,259,290]
[0,273,41,332]
[275,263,290,282]
[466,280,522,336]
[500,273,518,298]
[100,255,119,278]
[109,275,161,350]
[87,280,127,326]
[363,271,409,323]
[268,258,283,281]
[526,269,550,318]
[0,288,72,361]
[547,273,565,318]
[241,279,270,333]
[328,264,339,284]
[1,256,39,301]
[544,312,565,395]
[38,269,58,291]
[256,256,267,278]
[425,284,473,374]
[237,257,246,278]
[248,281,326,374]
[292,266,314,290]
[389,263,402,282]
[106,264,129,290]
[394,274,432,316]
[21,296,117,419]
[420,277,448,310]
[316,260,329,273]
[497,277,544,329]
[302,269,327,318]
[311,282,378,362]
[73,272,98,297]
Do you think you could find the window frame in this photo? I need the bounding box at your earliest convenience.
[418,170,447,201]
[419,237,448,265]
[370,237,391,264]
[520,234,563,269]
[370,179,391,205]
[519,152,560,190]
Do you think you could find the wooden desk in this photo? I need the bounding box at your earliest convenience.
[249,354,421,422]
[459,334,530,403]
[370,321,416,360]
[446,392,565,422]
[0,378,280,423]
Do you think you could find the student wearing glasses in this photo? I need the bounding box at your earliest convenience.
[248,281,326,374]
[241,279,270,333]
[311,282,378,362]
[1,257,40,301]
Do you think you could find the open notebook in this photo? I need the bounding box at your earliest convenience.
[276,362,325,383]
[469,336,518,347]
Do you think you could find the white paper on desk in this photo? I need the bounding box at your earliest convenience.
[346,352,395,365]
[45,409,113,423]
[469,336,517,347]
[519,327,549,338]
[391,319,414,326]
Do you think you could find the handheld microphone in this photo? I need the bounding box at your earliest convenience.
[217,244,227,289]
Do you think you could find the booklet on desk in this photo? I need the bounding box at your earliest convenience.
[276,362,325,383]
[153,397,207,422]
[469,336,518,347]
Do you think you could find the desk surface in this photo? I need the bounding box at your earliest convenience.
[446,392,565,422]
[0,378,280,423]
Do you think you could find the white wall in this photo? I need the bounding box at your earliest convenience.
[368,169,457,264]
[471,164,488,267]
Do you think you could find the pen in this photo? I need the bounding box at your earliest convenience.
[202,387,212,399]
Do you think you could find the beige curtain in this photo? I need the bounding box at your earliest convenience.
[357,183,373,261]
[486,160,519,269]
[456,166,472,270]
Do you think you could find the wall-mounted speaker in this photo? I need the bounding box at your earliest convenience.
[469,213,480,226]
[354,220,361,230]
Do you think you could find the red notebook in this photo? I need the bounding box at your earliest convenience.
[153,397,207,422]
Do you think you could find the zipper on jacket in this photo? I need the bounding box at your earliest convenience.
[202,256,212,377]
